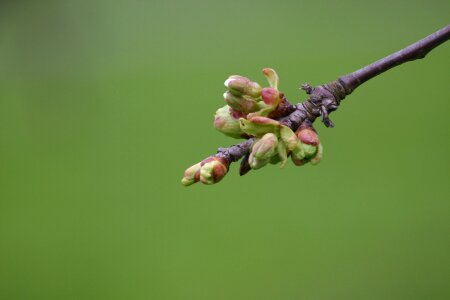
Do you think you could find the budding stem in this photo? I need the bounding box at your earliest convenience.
[197,25,450,179]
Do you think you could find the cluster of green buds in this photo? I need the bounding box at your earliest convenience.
[213,68,284,139]
[182,157,229,186]
[182,68,323,186]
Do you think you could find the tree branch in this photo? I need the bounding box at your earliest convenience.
[187,24,450,183]
[338,25,450,93]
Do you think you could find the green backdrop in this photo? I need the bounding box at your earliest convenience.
[0,0,449,299]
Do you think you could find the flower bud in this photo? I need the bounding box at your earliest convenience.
[291,141,323,167]
[214,105,244,139]
[295,125,320,158]
[181,162,201,186]
[252,133,278,160]
[261,87,281,107]
[200,157,229,185]
[223,91,259,113]
[224,75,262,98]
[249,133,279,169]
[262,68,279,89]
[297,127,320,146]
[248,153,270,170]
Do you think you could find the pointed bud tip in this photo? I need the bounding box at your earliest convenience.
[181,163,202,186]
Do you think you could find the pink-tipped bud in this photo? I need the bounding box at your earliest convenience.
[199,157,229,185]
[291,125,323,166]
[261,87,281,107]
[252,133,278,160]
[224,75,262,98]
[249,133,279,169]
[296,127,320,146]
[214,105,244,139]
[181,163,202,186]
[223,91,259,113]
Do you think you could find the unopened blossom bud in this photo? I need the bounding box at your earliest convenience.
[252,133,278,160]
[224,75,262,98]
[261,87,281,107]
[297,127,320,146]
[223,91,259,113]
[248,133,279,169]
[248,153,270,170]
[295,125,320,158]
[292,143,322,166]
[291,125,323,166]
[262,68,279,89]
[214,105,244,139]
[200,157,229,185]
[181,162,201,186]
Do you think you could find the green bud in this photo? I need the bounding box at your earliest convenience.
[214,105,244,139]
[248,153,270,170]
[251,133,278,161]
[292,142,323,166]
[291,124,322,166]
[239,116,280,137]
[223,91,259,113]
[224,75,262,98]
[200,157,229,185]
[262,68,279,89]
[181,162,201,186]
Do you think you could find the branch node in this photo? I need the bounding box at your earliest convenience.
[301,83,313,94]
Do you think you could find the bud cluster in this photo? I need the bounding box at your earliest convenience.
[214,68,285,139]
[242,116,320,170]
[182,68,324,186]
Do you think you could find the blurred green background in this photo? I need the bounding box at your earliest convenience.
[0,0,449,299]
